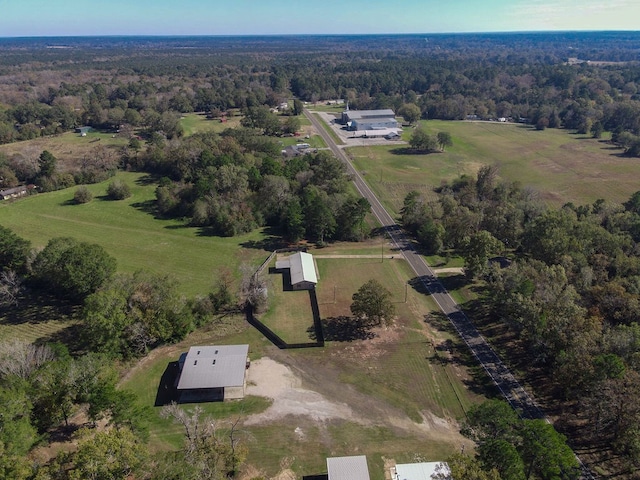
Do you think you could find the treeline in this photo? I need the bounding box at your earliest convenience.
[2,33,640,158]
[128,128,369,242]
[402,167,640,466]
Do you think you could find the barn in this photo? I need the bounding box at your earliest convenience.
[275,252,318,290]
[176,344,250,402]
[0,185,32,200]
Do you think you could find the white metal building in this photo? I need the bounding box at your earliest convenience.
[275,252,318,290]
[341,109,399,131]
[327,455,371,480]
[391,462,451,480]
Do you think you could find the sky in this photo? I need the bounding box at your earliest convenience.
[0,0,638,37]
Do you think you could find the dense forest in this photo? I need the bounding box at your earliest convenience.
[401,165,640,468]
[1,32,640,478]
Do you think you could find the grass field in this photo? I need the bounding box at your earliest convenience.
[0,130,128,172]
[0,172,268,297]
[259,279,316,344]
[179,113,242,136]
[118,243,485,478]
[313,257,480,421]
[349,120,640,213]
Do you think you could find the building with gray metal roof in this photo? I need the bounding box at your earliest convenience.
[341,109,398,131]
[176,344,249,401]
[327,455,370,480]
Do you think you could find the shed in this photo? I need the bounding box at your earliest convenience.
[75,126,91,135]
[275,252,318,290]
[176,344,249,402]
[0,185,31,200]
[327,456,370,480]
[392,462,450,480]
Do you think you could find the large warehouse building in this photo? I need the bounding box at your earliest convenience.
[341,109,398,131]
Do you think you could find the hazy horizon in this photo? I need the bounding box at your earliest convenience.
[0,0,638,37]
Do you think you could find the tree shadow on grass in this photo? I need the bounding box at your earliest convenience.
[389,147,439,155]
[312,316,375,342]
[130,199,157,217]
[40,323,86,355]
[0,291,79,326]
[135,174,162,186]
[239,226,287,251]
[423,313,499,398]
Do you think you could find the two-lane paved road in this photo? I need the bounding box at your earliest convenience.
[306,108,596,478]
[305,108,544,419]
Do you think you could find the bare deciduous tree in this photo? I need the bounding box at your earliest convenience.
[0,340,55,379]
[239,263,267,313]
[160,402,247,478]
[0,270,23,307]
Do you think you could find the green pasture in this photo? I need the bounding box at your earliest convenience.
[309,236,393,256]
[179,113,241,136]
[350,120,639,213]
[0,172,268,297]
[259,281,316,345]
[307,103,345,113]
[313,257,481,421]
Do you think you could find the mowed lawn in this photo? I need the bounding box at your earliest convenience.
[259,272,316,345]
[313,257,482,421]
[0,171,268,297]
[121,252,483,479]
[350,120,640,214]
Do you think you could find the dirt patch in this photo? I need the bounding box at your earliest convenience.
[245,357,355,424]
[243,354,472,448]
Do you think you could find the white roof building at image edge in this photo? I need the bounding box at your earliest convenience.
[327,455,370,480]
[393,462,451,480]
